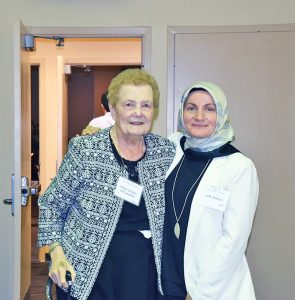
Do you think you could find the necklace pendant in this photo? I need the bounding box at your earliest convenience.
[174,222,180,239]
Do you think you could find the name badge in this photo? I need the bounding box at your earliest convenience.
[114,176,143,206]
[199,186,230,212]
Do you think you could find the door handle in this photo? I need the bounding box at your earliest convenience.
[2,174,15,216]
[3,199,13,204]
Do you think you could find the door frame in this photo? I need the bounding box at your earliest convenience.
[28,26,151,70]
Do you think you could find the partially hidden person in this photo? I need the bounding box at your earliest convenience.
[81,91,115,135]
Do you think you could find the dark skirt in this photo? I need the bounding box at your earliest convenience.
[57,230,157,300]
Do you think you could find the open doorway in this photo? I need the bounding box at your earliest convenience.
[31,65,40,262]
[67,65,140,140]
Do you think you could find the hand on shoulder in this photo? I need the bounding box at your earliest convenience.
[81,125,101,136]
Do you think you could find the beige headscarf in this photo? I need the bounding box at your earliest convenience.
[178,81,235,152]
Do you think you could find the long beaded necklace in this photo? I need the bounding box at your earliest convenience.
[172,155,211,239]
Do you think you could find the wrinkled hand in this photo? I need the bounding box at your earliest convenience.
[81,125,100,136]
[185,294,192,300]
[49,245,76,289]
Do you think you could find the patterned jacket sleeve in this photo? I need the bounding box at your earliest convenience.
[37,138,83,247]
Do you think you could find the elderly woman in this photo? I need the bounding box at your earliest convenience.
[159,82,259,300]
[38,68,175,300]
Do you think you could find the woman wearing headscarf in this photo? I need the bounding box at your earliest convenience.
[38,68,175,300]
[159,82,259,300]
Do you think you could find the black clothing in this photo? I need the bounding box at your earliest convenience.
[110,134,150,232]
[57,231,157,300]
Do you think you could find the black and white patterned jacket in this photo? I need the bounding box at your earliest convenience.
[38,127,175,300]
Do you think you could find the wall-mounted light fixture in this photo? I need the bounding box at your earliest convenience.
[24,34,65,52]
[24,34,36,52]
[53,36,64,47]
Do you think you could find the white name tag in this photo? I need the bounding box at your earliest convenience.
[199,186,230,212]
[114,176,143,206]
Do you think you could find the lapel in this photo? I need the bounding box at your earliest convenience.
[166,132,185,179]
[165,147,183,179]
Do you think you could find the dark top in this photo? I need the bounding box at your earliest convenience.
[161,137,239,297]
[110,134,150,232]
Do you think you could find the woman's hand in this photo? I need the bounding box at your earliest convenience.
[49,244,76,288]
[81,125,100,136]
[185,294,192,300]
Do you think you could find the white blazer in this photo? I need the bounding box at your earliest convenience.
[166,132,259,300]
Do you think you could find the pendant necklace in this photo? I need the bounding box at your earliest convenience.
[172,156,211,239]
